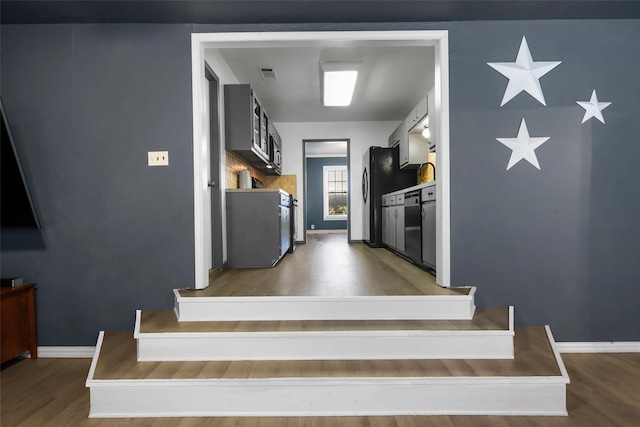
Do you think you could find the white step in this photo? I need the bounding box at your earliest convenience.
[173,287,477,321]
[134,307,514,361]
[86,326,569,418]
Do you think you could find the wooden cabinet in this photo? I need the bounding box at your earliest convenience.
[1,283,37,363]
[225,84,281,175]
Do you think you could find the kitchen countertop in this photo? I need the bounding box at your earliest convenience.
[383,181,435,198]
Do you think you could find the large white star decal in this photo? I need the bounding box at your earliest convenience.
[497,119,550,170]
[488,36,561,106]
[576,89,611,124]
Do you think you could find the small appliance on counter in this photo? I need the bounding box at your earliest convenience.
[251,177,264,188]
[238,170,252,189]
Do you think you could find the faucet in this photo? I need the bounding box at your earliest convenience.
[419,161,436,181]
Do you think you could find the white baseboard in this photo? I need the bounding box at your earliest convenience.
[557,342,640,353]
[23,346,96,359]
[22,341,640,360]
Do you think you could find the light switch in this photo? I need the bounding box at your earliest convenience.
[148,151,169,166]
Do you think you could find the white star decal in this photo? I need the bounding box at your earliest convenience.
[488,36,561,106]
[497,119,550,170]
[576,89,611,124]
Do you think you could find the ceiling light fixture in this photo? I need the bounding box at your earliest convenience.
[421,116,430,139]
[320,61,361,107]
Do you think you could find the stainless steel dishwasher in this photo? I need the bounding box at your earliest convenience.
[404,190,422,264]
[421,185,436,270]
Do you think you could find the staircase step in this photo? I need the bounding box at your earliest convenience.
[134,306,514,361]
[86,326,569,418]
[173,287,476,321]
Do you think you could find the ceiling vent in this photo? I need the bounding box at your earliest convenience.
[260,67,278,81]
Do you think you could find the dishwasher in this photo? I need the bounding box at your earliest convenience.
[404,190,422,264]
[421,185,436,270]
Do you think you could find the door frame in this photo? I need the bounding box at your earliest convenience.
[204,63,225,271]
[302,139,351,243]
[191,30,451,288]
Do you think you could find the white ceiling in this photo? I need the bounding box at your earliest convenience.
[214,44,435,123]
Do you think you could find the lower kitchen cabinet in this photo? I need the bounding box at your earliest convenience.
[381,194,405,253]
[226,190,291,268]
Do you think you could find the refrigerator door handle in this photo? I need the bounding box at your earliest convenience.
[362,168,368,203]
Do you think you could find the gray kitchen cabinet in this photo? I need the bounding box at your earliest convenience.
[393,95,430,169]
[407,95,428,131]
[226,190,291,268]
[225,84,281,173]
[381,193,405,253]
[421,184,436,270]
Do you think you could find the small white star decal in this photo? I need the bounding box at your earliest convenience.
[576,89,611,124]
[488,36,561,106]
[497,119,550,170]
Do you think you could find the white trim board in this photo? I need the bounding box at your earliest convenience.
[191,30,451,289]
[556,341,640,353]
[22,346,96,359]
[23,341,640,359]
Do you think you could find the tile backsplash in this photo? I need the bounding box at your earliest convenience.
[225,151,266,189]
[225,151,297,196]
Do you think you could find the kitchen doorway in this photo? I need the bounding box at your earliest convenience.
[303,139,350,244]
[191,31,451,289]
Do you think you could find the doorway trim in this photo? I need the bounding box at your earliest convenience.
[303,139,351,244]
[191,30,451,288]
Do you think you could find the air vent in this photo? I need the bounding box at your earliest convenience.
[260,67,278,81]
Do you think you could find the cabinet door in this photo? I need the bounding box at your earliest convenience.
[396,205,405,252]
[261,110,269,156]
[252,95,261,150]
[280,205,291,257]
[415,95,428,124]
[421,201,436,268]
[388,206,397,249]
[397,119,410,168]
[382,206,389,246]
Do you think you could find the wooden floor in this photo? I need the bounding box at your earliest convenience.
[2,352,638,426]
[179,232,470,298]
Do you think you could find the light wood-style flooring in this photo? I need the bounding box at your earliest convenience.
[2,352,639,426]
[179,232,470,298]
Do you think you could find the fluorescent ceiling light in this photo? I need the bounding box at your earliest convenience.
[321,61,361,106]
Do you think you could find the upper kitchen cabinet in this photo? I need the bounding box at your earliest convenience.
[407,95,428,131]
[394,95,431,169]
[225,84,281,175]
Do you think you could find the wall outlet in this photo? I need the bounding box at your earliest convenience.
[311,224,315,230]
[148,151,169,166]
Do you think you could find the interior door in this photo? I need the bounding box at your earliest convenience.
[206,64,224,270]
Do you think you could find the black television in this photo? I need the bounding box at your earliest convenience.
[1,96,41,229]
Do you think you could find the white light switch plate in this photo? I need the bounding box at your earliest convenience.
[148,151,169,166]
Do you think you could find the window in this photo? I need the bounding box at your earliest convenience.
[323,165,348,220]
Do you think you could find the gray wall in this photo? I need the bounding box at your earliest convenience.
[445,20,640,342]
[306,157,348,231]
[2,19,638,345]
[1,24,195,345]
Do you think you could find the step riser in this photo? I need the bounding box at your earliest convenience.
[174,292,476,321]
[136,333,514,361]
[88,380,567,418]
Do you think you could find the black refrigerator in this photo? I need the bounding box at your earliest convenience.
[362,146,417,247]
